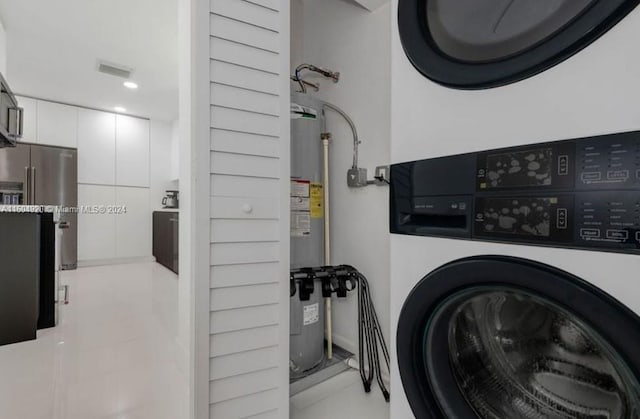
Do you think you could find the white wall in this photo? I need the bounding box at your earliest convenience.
[171,119,180,181]
[150,119,176,210]
[295,0,391,357]
[0,18,7,77]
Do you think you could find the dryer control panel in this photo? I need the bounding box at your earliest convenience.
[391,131,640,254]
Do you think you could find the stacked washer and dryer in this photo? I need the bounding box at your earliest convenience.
[390,1,640,418]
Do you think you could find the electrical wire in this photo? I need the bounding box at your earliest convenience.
[357,272,390,402]
[294,64,312,93]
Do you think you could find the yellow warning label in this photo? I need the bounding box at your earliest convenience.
[310,183,324,218]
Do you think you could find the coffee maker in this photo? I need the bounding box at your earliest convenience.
[162,190,179,209]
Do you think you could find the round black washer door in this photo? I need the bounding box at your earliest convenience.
[396,256,640,418]
[397,0,640,89]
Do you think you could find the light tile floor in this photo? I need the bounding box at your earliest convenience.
[290,370,390,419]
[0,262,189,419]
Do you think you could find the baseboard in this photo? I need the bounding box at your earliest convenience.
[77,256,156,268]
[332,333,391,388]
[331,333,357,356]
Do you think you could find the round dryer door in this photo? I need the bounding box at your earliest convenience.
[397,0,640,89]
[397,256,640,418]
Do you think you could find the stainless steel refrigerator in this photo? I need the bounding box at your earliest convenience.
[0,143,77,269]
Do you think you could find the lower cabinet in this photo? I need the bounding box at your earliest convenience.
[153,211,179,274]
[78,185,117,261]
[78,184,151,263]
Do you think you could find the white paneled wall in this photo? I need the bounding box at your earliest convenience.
[208,0,289,417]
[18,96,158,265]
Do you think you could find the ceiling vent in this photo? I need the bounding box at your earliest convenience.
[97,61,133,79]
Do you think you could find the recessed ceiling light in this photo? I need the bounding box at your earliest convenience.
[123,81,139,89]
[114,106,127,113]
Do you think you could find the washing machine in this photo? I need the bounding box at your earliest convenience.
[390,1,640,418]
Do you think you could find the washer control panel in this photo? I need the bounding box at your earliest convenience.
[577,133,640,189]
[391,130,640,254]
[576,192,640,248]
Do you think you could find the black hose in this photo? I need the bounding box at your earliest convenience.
[357,272,391,402]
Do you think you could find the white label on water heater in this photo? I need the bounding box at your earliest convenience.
[291,196,310,211]
[303,303,319,326]
[291,212,311,237]
[291,180,310,198]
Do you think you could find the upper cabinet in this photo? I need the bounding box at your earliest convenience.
[17,96,37,142]
[36,100,78,148]
[78,109,116,185]
[16,98,152,189]
[116,115,150,187]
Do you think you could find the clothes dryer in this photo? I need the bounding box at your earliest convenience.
[390,2,640,417]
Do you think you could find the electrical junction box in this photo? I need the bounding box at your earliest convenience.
[347,168,368,188]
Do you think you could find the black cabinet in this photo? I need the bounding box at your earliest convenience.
[0,213,40,346]
[153,211,179,274]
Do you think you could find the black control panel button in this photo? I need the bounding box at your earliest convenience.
[556,208,568,229]
[558,155,569,176]
[580,228,601,239]
[581,172,602,182]
[606,229,629,240]
[607,170,629,181]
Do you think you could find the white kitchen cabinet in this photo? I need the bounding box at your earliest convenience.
[78,109,116,185]
[115,186,151,258]
[36,100,78,148]
[116,115,150,187]
[16,96,37,143]
[78,184,117,262]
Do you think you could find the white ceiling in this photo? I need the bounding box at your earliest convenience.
[0,0,178,121]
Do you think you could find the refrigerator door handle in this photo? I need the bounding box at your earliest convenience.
[17,107,24,138]
[24,166,30,205]
[30,167,36,204]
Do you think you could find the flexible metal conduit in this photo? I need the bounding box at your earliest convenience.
[321,102,360,170]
